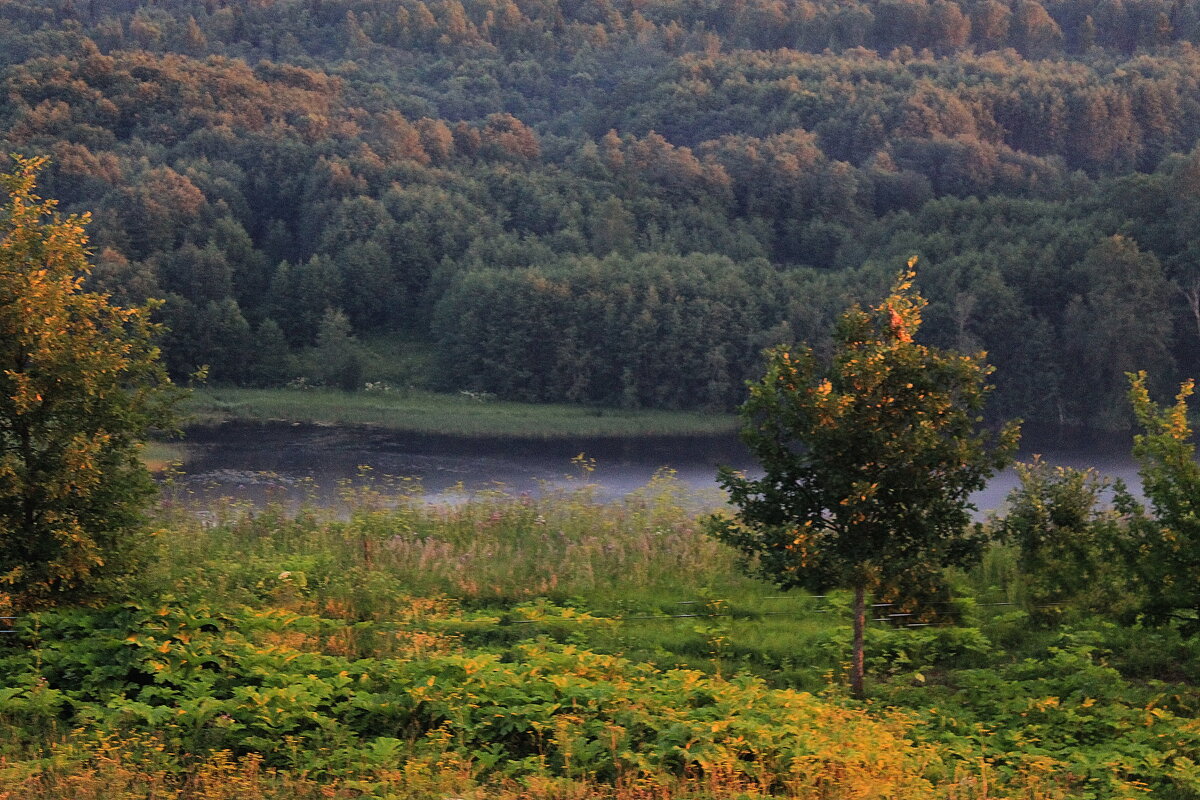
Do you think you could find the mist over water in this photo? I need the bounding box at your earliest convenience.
[165,422,1146,518]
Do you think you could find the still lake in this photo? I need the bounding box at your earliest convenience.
[165,422,1144,517]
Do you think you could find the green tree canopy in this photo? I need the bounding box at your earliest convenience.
[0,156,179,610]
[711,263,1019,697]
[1120,372,1200,634]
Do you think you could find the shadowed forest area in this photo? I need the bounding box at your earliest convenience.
[4,0,1200,426]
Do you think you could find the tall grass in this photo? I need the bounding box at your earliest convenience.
[144,474,988,689]
[0,476,1163,800]
[149,472,770,617]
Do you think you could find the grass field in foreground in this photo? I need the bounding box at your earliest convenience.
[184,386,740,438]
[5,477,1194,799]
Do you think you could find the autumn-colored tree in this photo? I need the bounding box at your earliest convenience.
[711,263,1018,698]
[1120,372,1200,633]
[0,156,178,610]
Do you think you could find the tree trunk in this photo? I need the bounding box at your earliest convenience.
[1184,280,1200,346]
[851,582,866,699]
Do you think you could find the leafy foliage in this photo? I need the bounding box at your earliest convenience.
[712,265,1017,694]
[0,483,1193,798]
[1,3,1200,423]
[1120,372,1200,633]
[0,156,177,610]
[996,459,1132,614]
[0,604,956,793]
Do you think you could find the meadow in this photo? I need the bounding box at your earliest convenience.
[184,387,739,438]
[1,474,1199,799]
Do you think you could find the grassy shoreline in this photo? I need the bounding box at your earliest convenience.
[182,386,740,438]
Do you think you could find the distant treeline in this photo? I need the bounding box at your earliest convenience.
[3,0,1200,426]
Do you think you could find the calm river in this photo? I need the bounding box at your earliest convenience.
[163,422,1144,517]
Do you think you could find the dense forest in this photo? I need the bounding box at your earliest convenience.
[5,0,1200,425]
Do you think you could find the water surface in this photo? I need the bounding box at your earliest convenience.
[165,422,1145,517]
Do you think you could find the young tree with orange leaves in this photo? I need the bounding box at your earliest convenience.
[1120,372,1200,634]
[711,262,1018,698]
[0,156,179,610]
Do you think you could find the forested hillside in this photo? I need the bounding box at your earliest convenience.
[5,0,1200,425]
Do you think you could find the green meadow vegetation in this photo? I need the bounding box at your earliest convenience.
[183,386,739,438]
[3,474,1200,799]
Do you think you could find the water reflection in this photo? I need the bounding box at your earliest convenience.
[163,422,1146,517]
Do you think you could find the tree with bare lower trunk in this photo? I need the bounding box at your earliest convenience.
[710,261,1018,699]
